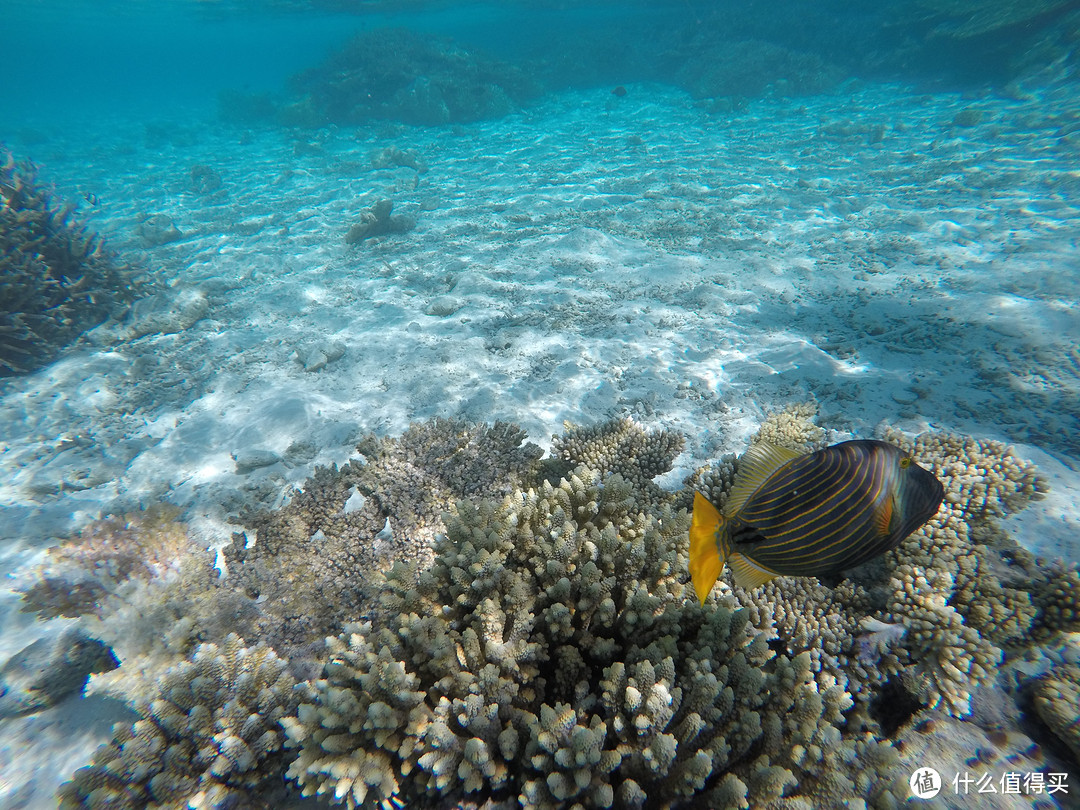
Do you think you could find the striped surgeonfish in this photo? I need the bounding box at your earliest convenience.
[689,439,944,603]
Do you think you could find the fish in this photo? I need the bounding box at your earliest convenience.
[689,439,944,602]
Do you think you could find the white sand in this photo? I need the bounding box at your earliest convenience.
[1,81,1078,804]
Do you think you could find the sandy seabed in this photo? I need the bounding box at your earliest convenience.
[1,80,1078,806]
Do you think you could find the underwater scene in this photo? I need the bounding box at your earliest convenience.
[2,0,1080,807]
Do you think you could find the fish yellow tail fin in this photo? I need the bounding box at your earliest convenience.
[689,491,726,605]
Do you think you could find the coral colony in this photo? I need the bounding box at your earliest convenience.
[1,151,139,377]
[22,405,1073,809]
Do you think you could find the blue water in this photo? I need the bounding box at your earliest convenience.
[3,2,349,119]
[2,0,1080,807]
[2,0,1031,124]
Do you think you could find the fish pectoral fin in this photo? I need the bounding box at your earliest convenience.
[728,552,779,589]
[689,492,726,605]
[875,493,895,538]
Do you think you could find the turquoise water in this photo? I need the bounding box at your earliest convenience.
[2,1,1079,808]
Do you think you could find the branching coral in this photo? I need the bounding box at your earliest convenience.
[19,505,190,619]
[884,565,1002,717]
[1,149,139,375]
[685,406,1066,733]
[550,416,685,508]
[225,418,542,659]
[284,460,896,809]
[876,427,1048,523]
[41,411,1077,808]
[751,401,827,451]
[17,504,261,706]
[58,634,301,810]
[869,427,1066,718]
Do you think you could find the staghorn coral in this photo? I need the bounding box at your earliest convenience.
[869,427,1069,718]
[283,463,897,809]
[1,148,139,375]
[16,504,264,706]
[686,407,1067,733]
[884,565,1002,717]
[58,634,302,810]
[729,577,881,695]
[876,427,1048,523]
[224,418,543,661]
[1023,558,1080,640]
[44,412,1079,806]
[750,401,827,451]
[550,416,685,508]
[85,550,262,706]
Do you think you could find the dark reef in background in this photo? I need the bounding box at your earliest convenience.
[285,27,540,126]
[0,151,140,377]
[216,0,1080,129]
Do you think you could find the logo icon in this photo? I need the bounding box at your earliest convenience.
[910,767,942,799]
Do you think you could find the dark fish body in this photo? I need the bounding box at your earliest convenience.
[689,439,944,602]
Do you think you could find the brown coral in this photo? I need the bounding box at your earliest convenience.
[1,149,140,375]
[550,416,685,508]
[224,418,542,659]
[19,505,191,619]
[1032,663,1080,767]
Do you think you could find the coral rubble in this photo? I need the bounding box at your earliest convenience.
[1,149,138,375]
[344,198,415,245]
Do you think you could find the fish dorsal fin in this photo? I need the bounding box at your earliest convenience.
[689,492,726,605]
[728,552,779,589]
[725,441,805,517]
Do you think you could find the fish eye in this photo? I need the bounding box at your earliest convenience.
[899,456,912,468]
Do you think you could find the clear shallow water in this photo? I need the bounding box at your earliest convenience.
[2,0,1079,807]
